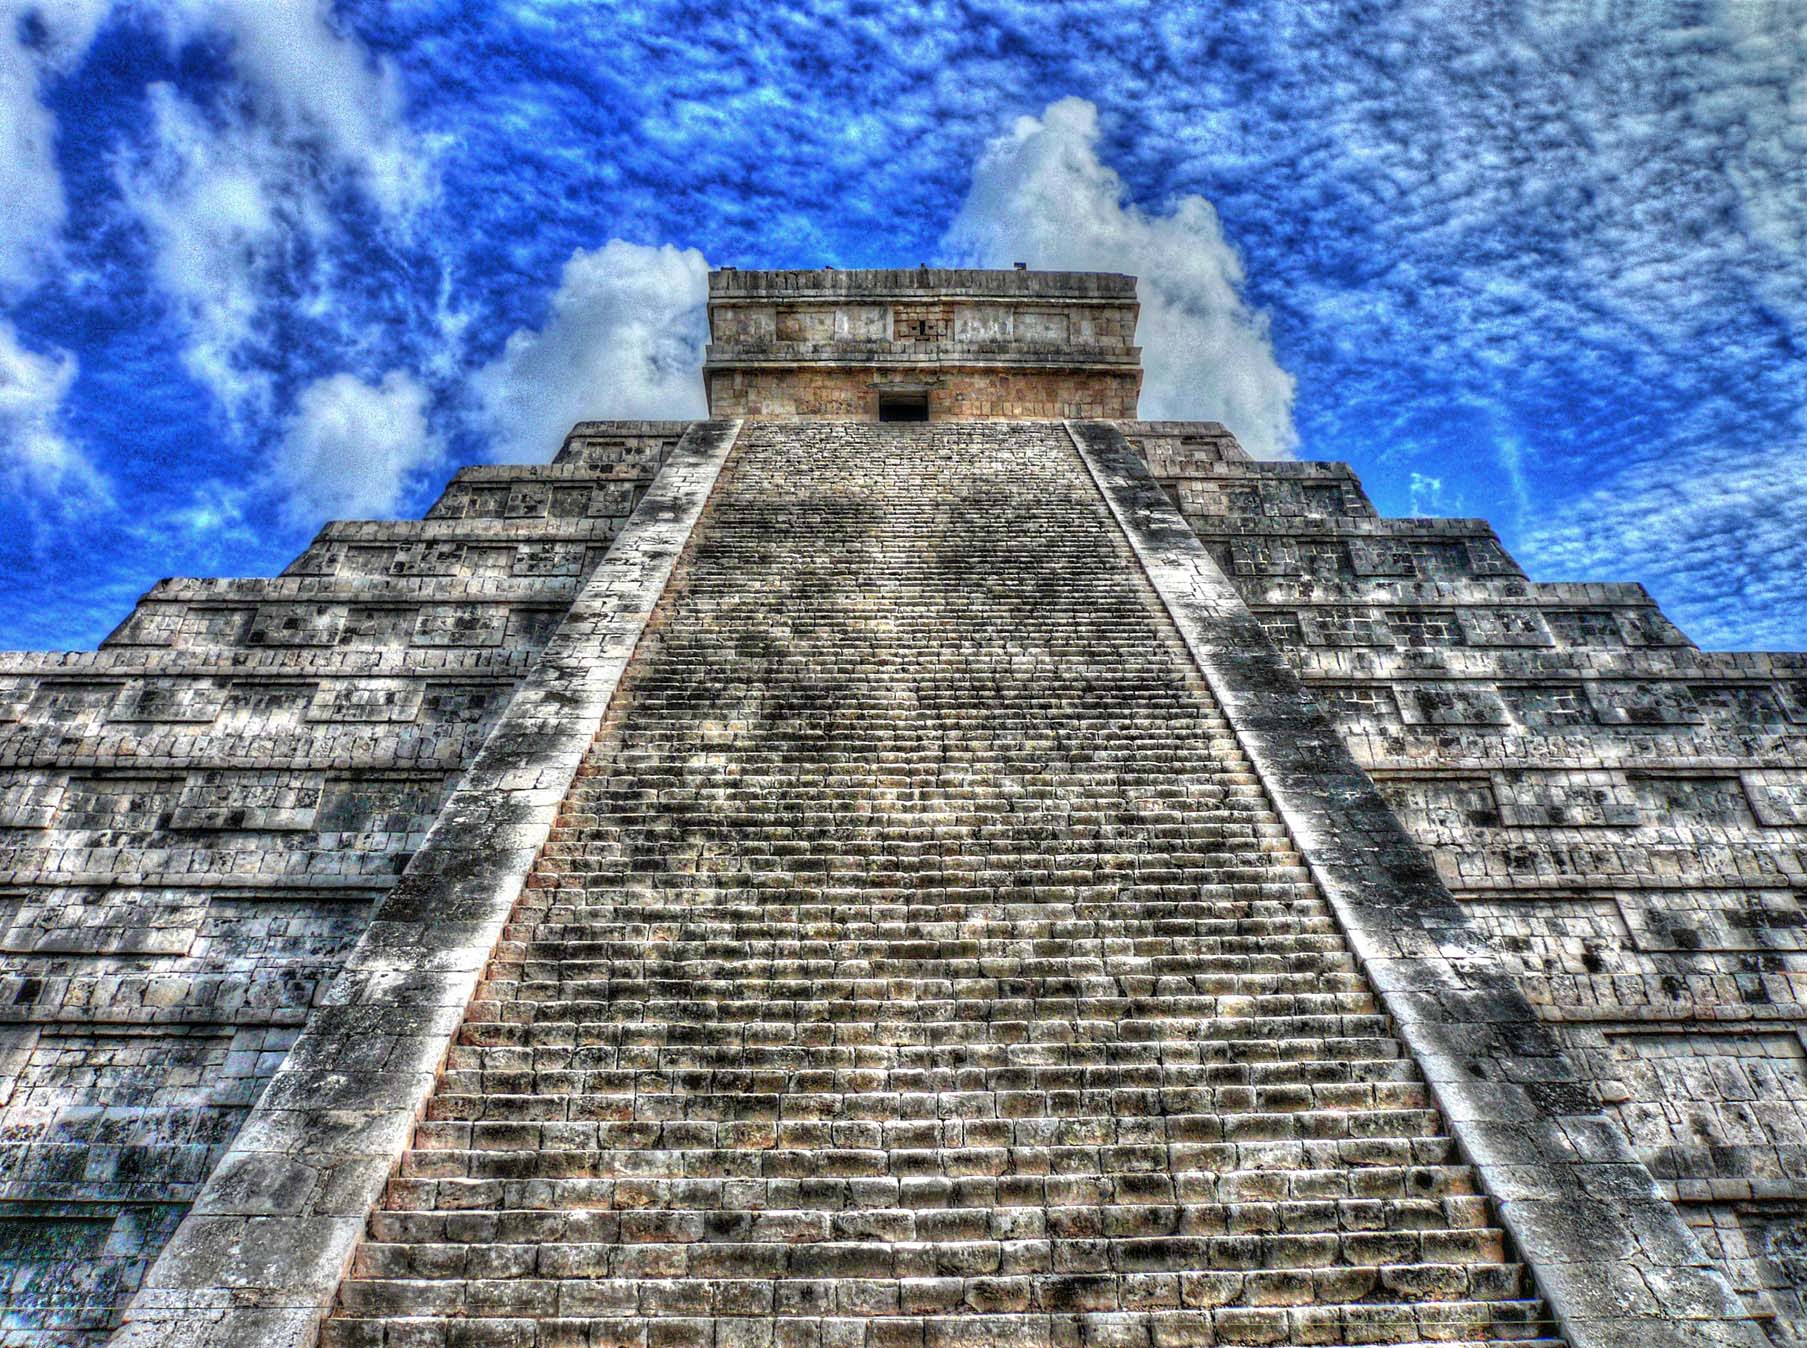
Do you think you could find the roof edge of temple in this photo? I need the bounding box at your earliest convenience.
[708,266,1137,301]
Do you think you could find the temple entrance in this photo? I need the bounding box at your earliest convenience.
[877,392,928,421]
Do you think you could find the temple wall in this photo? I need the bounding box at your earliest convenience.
[1120,419,1807,1334]
[706,365,1139,420]
[703,267,1142,422]
[0,422,691,1342]
[1,261,1802,1341]
[709,295,1138,348]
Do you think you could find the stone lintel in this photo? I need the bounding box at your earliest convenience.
[702,347,1142,370]
[708,266,1137,301]
[1065,418,1768,1348]
[108,420,746,1348]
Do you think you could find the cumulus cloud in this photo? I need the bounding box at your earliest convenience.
[0,0,110,296]
[944,97,1297,458]
[276,370,437,527]
[116,0,431,413]
[0,318,102,495]
[473,241,709,462]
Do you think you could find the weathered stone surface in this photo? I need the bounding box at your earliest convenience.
[321,420,1568,1347]
[106,421,742,1346]
[0,267,1797,1347]
[705,269,1142,421]
[1110,413,1807,1335]
[1072,419,1764,1348]
[0,424,700,1340]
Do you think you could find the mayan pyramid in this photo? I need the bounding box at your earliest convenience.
[0,267,1800,1348]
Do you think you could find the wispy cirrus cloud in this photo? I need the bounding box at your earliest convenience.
[1517,436,1807,652]
[0,0,111,297]
[0,318,102,497]
[116,0,435,418]
[1242,0,1807,641]
[2,0,1805,654]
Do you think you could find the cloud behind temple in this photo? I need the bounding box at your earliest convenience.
[472,241,710,462]
[944,97,1297,458]
[276,370,438,527]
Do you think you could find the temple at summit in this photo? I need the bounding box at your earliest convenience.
[0,267,1804,1348]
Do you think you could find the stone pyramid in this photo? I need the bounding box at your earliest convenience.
[0,269,1796,1348]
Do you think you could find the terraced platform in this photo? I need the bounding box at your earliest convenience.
[323,421,1560,1347]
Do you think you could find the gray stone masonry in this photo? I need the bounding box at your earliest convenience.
[704,269,1142,420]
[324,420,1562,1347]
[1071,419,1764,1348]
[1,266,1804,1348]
[0,422,697,1341]
[1115,419,1807,1337]
[107,421,743,1347]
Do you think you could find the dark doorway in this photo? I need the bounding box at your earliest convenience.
[878,393,929,422]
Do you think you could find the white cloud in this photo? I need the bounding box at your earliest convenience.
[1261,1,1807,509]
[944,97,1297,458]
[0,318,102,494]
[119,83,318,413]
[117,0,431,413]
[0,0,111,296]
[473,241,709,462]
[1290,1,1807,345]
[276,369,437,527]
[149,0,430,214]
[1408,472,1455,516]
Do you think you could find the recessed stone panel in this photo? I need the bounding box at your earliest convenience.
[1618,888,1807,954]
[306,682,424,724]
[1588,680,1704,726]
[1605,1031,1807,1185]
[1393,682,1511,726]
[411,604,507,647]
[171,772,325,831]
[1746,771,1807,827]
[0,773,67,829]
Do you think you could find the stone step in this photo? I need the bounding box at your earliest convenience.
[510,905,1330,926]
[496,923,1350,944]
[417,1084,1432,1126]
[454,1016,1402,1047]
[409,1098,1448,1144]
[349,1225,1521,1280]
[486,958,1365,981]
[387,1135,1465,1184]
[452,1028,1416,1065]
[396,1120,1454,1177]
[322,1304,1560,1347]
[326,421,1555,1344]
[480,982,1380,1011]
[368,1195,1497,1245]
[334,1269,1535,1319]
[380,1163,1488,1216]
[434,1055,1422,1089]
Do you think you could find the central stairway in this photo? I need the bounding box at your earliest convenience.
[325,422,1559,1347]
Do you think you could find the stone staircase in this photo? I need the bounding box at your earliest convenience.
[323,422,1561,1347]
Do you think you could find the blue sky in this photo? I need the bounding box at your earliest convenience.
[2,0,1804,650]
